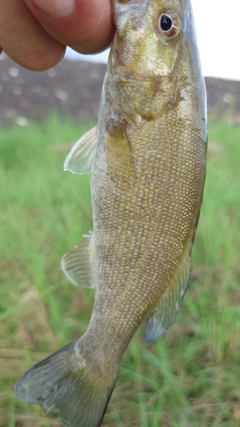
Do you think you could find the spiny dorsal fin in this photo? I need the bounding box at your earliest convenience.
[144,252,191,342]
[64,126,97,174]
[61,232,95,288]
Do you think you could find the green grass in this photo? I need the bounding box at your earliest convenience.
[0,116,240,427]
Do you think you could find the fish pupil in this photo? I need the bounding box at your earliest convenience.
[160,15,172,31]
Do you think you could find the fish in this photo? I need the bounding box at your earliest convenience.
[14,0,207,426]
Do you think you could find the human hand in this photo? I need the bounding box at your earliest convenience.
[0,0,114,71]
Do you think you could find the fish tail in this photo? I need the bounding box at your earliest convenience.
[14,339,118,427]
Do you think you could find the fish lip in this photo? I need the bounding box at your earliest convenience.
[113,74,151,82]
[110,71,174,83]
[108,53,177,83]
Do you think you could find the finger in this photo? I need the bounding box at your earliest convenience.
[0,0,65,71]
[24,0,115,54]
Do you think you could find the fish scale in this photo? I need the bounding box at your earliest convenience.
[15,1,207,426]
[92,121,198,322]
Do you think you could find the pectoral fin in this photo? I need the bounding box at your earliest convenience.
[64,126,97,174]
[145,252,191,343]
[61,233,95,288]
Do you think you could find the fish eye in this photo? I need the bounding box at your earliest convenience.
[161,15,172,31]
[158,9,180,40]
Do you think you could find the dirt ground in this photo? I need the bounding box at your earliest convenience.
[1,52,240,126]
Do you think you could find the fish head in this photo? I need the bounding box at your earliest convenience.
[107,0,205,122]
[109,0,202,82]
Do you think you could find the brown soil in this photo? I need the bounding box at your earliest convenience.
[0,52,240,125]
[0,53,106,125]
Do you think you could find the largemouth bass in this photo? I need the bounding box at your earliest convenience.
[15,0,207,426]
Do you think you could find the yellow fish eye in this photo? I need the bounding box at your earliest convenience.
[158,9,181,40]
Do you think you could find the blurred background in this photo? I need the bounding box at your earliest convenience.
[0,0,240,425]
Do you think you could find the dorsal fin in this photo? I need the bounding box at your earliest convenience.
[61,232,95,288]
[64,126,97,174]
[144,251,191,342]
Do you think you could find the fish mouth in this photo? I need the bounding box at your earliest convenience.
[113,0,149,15]
[110,69,175,83]
[108,41,178,83]
[112,73,153,82]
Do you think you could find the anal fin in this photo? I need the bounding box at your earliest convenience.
[145,252,191,343]
[61,233,95,288]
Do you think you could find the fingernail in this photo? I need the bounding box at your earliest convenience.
[32,0,74,18]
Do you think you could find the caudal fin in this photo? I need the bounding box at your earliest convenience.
[15,340,118,427]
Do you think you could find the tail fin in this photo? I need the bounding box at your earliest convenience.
[15,340,118,427]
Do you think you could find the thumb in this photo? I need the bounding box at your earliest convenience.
[24,0,115,54]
